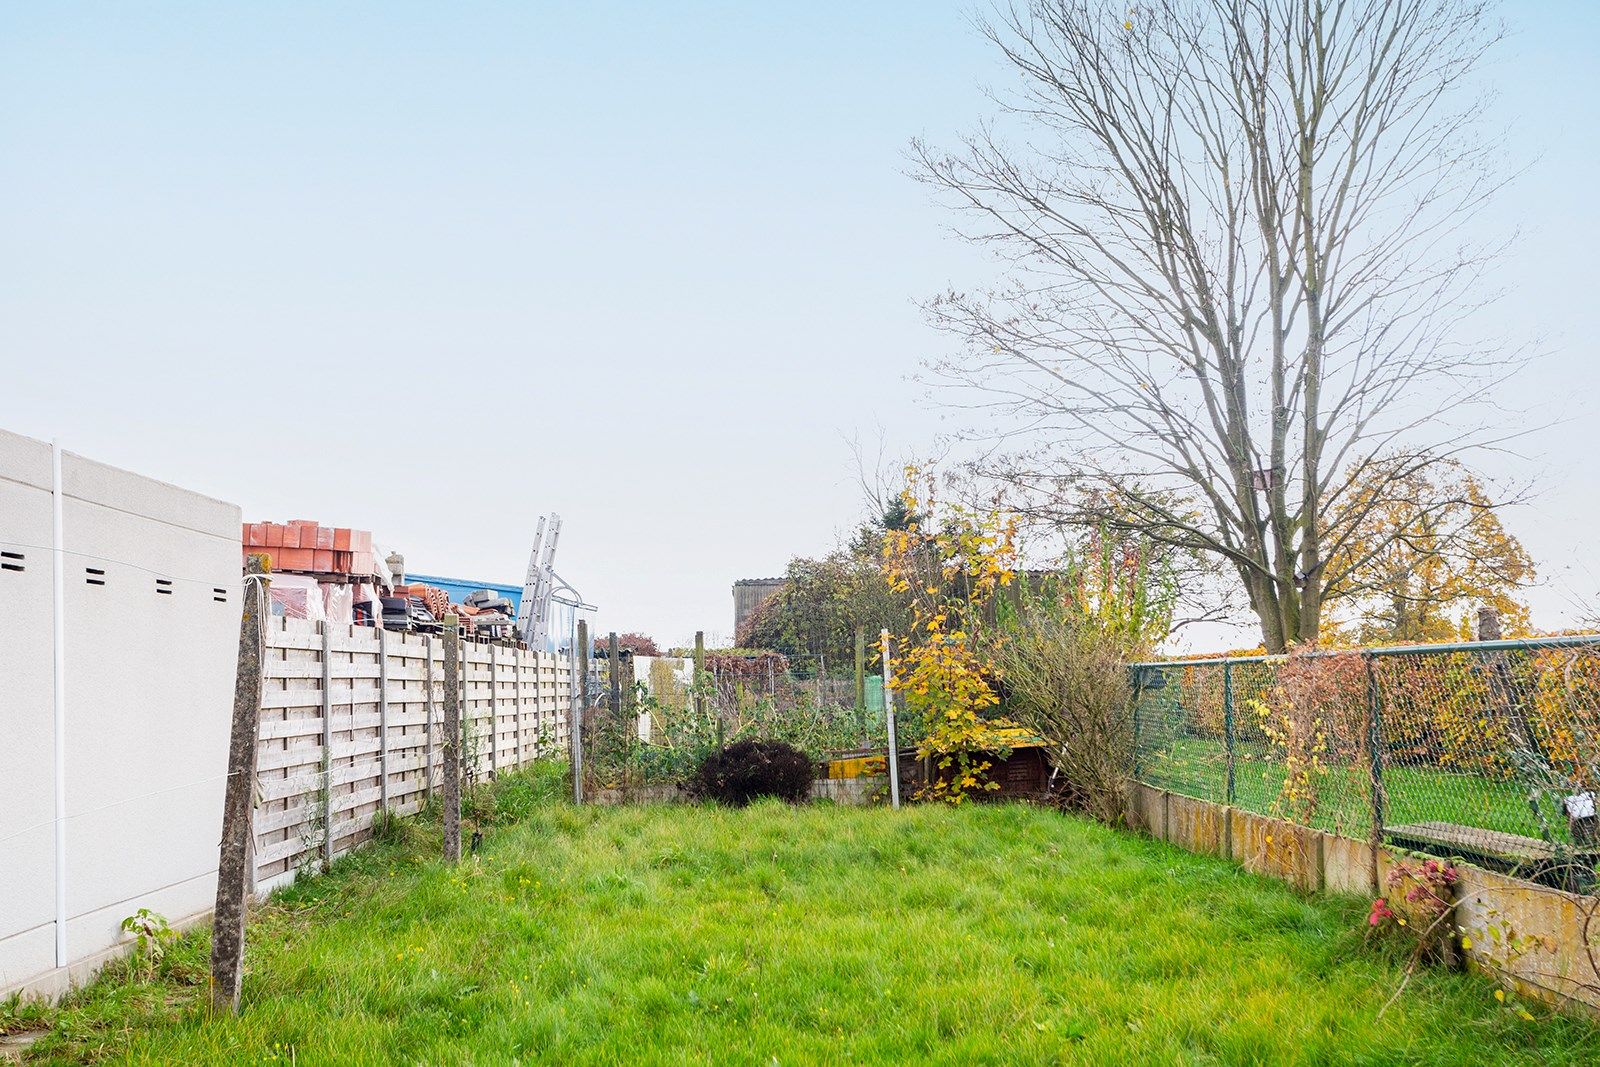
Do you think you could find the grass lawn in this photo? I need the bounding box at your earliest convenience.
[1142,737,1568,845]
[6,765,1598,1065]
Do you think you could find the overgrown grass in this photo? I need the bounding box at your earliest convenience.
[6,762,1598,1064]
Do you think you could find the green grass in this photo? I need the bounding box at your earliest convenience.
[1142,737,1570,844]
[7,765,1598,1065]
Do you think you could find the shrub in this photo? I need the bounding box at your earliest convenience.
[687,739,814,806]
[994,610,1133,824]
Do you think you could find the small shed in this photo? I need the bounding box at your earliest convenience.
[927,723,1053,800]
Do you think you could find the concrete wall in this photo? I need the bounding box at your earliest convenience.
[0,428,241,999]
[1126,781,1600,1013]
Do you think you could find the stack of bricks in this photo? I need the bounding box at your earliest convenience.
[241,520,376,576]
[393,583,449,619]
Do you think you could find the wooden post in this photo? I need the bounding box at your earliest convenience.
[210,555,269,1015]
[574,621,589,803]
[854,626,866,711]
[693,630,706,718]
[378,627,390,814]
[442,616,462,864]
[608,633,622,787]
[608,633,621,720]
[320,621,333,870]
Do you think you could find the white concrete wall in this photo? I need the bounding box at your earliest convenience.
[0,427,241,997]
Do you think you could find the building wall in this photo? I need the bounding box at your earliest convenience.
[0,427,241,997]
[732,578,785,638]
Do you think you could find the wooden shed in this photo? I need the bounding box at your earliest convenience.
[926,723,1053,800]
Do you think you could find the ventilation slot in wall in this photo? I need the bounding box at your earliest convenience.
[155,578,174,595]
[1,550,23,573]
[214,586,228,603]
[86,567,106,587]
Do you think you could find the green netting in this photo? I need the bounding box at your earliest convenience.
[1132,640,1600,885]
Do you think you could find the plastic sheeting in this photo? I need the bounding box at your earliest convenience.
[322,584,354,626]
[270,573,326,624]
[352,581,382,627]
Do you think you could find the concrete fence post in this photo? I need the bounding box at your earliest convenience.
[378,627,389,814]
[574,621,588,803]
[320,621,333,871]
[513,648,524,769]
[210,554,270,1015]
[424,635,435,801]
[442,616,462,864]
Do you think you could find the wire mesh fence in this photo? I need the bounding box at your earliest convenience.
[1132,637,1600,885]
[583,656,887,793]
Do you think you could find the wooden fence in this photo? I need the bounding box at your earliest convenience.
[252,617,572,887]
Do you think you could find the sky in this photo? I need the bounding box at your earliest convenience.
[3,2,1598,651]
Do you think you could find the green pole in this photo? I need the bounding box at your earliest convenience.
[1131,668,1143,782]
[854,626,866,712]
[1223,662,1235,805]
[1365,652,1384,891]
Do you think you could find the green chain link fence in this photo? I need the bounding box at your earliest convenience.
[1131,636,1600,886]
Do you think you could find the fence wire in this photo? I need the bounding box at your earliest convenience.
[1132,638,1600,886]
[584,662,886,792]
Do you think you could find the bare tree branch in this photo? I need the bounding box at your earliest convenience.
[916,0,1517,651]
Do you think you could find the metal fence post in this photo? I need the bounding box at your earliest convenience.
[1131,669,1142,782]
[881,629,901,810]
[574,621,588,804]
[1223,661,1235,805]
[1365,651,1384,891]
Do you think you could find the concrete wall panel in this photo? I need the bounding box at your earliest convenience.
[1167,794,1228,858]
[1322,832,1378,898]
[0,428,240,995]
[0,431,61,988]
[1229,808,1323,892]
[1456,865,1600,1011]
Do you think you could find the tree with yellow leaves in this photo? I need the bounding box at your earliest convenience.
[881,468,1019,803]
[1322,459,1534,645]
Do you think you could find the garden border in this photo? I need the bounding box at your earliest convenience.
[1125,781,1600,1014]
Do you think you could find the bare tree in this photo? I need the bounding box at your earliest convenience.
[916,0,1517,652]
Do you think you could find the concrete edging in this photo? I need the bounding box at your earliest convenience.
[1128,782,1600,1013]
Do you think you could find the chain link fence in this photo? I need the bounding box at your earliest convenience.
[583,654,888,793]
[1132,637,1600,886]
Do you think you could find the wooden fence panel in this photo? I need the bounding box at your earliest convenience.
[251,621,569,889]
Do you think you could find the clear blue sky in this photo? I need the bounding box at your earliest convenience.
[3,2,1596,648]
